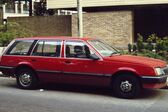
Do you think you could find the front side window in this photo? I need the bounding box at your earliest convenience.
[32,40,61,57]
[6,40,34,55]
[65,41,93,59]
[88,40,119,57]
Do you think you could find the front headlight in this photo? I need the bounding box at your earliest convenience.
[155,68,165,76]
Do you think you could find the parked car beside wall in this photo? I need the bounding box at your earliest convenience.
[0,36,168,99]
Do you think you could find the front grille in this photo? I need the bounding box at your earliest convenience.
[163,66,168,75]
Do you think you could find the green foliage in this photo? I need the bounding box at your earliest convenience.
[127,33,168,62]
[138,50,165,61]
[128,43,132,53]
[34,0,55,16]
[155,37,163,51]
[157,50,168,60]
[145,43,154,51]
[132,44,137,52]
[147,34,158,43]
[0,0,5,4]
[0,22,34,46]
[137,33,144,52]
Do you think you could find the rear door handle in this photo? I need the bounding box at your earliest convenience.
[31,59,37,62]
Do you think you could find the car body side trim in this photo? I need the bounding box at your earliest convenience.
[36,70,62,74]
[0,66,111,77]
[36,69,111,77]
[0,66,14,69]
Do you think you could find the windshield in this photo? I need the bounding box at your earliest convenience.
[88,40,119,57]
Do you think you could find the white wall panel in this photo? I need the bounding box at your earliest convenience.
[47,0,168,9]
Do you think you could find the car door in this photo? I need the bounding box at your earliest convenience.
[61,40,110,87]
[30,39,63,82]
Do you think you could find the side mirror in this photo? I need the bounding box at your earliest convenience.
[89,54,100,60]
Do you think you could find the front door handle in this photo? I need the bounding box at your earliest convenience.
[64,61,72,64]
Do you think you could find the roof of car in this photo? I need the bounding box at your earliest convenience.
[15,36,95,41]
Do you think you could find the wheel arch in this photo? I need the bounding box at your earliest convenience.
[111,70,142,86]
[14,64,37,76]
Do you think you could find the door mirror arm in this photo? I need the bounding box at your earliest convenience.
[89,54,100,60]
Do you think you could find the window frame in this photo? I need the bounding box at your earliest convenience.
[64,40,102,60]
[30,39,63,58]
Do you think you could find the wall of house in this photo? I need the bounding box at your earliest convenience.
[8,16,72,36]
[7,11,133,49]
[47,0,168,9]
[72,11,133,48]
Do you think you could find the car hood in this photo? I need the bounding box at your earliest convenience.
[104,55,167,68]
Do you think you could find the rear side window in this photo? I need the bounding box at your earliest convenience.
[6,40,34,55]
[32,40,61,57]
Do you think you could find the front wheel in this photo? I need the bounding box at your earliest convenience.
[16,68,38,89]
[112,74,141,99]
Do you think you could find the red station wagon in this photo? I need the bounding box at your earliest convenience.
[0,37,168,98]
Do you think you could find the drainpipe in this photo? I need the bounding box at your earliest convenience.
[77,0,83,38]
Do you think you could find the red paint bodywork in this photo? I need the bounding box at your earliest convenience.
[0,37,167,89]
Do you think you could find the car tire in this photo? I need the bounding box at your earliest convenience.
[112,74,141,99]
[16,68,38,89]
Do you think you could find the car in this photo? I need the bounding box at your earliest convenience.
[0,36,168,98]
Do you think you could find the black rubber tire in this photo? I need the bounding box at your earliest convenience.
[16,68,38,89]
[112,74,141,99]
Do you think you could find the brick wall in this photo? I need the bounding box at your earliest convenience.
[7,11,133,49]
[72,11,133,49]
[8,16,72,36]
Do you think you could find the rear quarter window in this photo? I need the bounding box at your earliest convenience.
[6,40,34,55]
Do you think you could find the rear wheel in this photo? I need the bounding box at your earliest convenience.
[16,68,38,89]
[112,74,141,99]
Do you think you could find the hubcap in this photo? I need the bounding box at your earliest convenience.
[120,80,132,92]
[19,73,31,87]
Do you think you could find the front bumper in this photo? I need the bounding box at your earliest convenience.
[141,75,168,83]
[141,75,168,89]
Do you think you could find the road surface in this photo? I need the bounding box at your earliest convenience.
[0,77,168,112]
